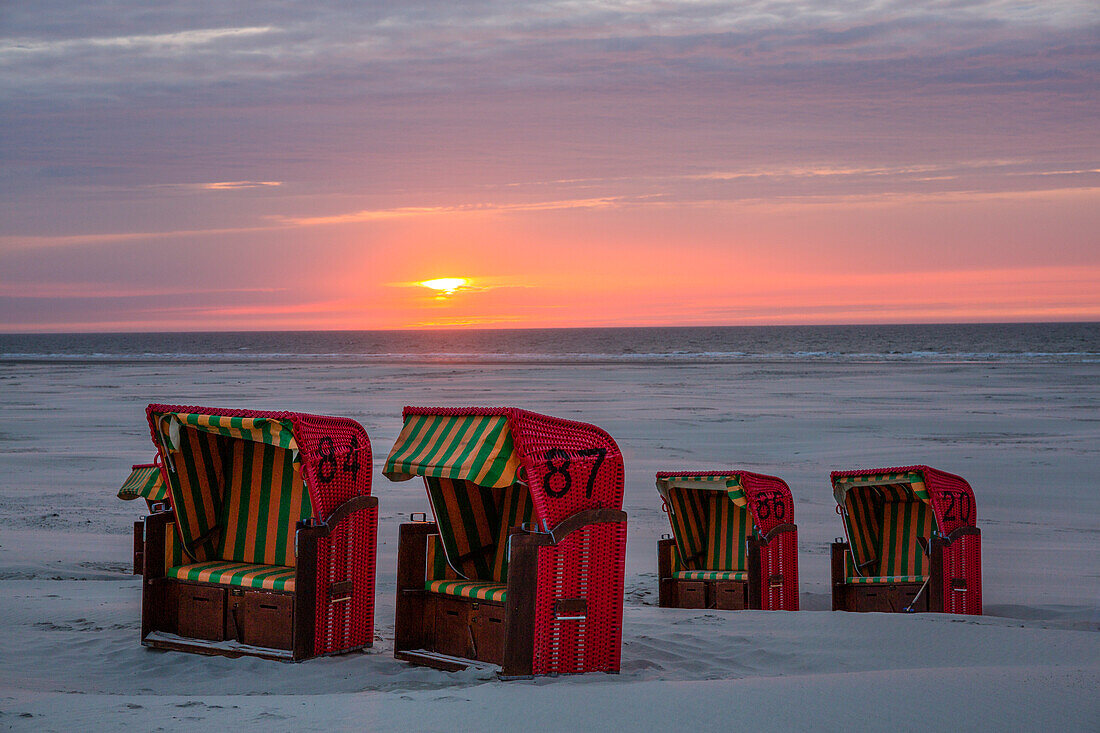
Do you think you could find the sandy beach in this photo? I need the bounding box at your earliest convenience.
[1,356,1098,730]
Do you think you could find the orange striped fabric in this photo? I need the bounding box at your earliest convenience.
[217,439,310,567]
[843,487,881,573]
[165,425,226,560]
[168,560,296,591]
[879,492,934,578]
[426,533,460,581]
[843,483,934,581]
[665,487,751,572]
[424,477,535,582]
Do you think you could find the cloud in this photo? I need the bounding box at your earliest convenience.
[0,26,275,56]
[277,196,625,226]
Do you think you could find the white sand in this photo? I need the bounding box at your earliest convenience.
[1,358,1098,730]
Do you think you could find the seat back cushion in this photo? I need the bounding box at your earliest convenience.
[878,496,935,578]
[424,476,534,582]
[426,533,461,581]
[666,487,750,571]
[665,487,708,569]
[489,483,534,582]
[168,425,227,561]
[217,439,311,567]
[704,492,750,571]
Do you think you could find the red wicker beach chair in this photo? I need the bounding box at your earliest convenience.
[138,405,378,660]
[385,407,627,677]
[656,471,799,611]
[117,459,170,574]
[831,466,981,614]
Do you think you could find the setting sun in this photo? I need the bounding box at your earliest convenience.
[419,277,469,295]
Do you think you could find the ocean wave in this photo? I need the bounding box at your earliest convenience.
[2,350,1097,364]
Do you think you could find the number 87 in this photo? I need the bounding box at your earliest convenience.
[543,448,607,499]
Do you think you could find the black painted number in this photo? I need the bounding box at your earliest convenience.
[942,490,970,523]
[318,437,338,483]
[342,435,360,481]
[317,435,361,484]
[542,447,607,499]
[544,449,572,497]
[577,448,607,498]
[756,491,785,521]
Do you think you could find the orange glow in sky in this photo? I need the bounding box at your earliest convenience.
[1,2,1098,332]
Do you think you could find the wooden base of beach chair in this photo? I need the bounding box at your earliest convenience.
[657,537,779,610]
[395,510,627,678]
[394,521,529,675]
[140,499,377,661]
[142,578,297,654]
[133,520,144,575]
[831,541,932,613]
[395,593,509,669]
[831,530,982,614]
[659,578,748,610]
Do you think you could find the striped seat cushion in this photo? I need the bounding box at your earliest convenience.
[168,560,296,591]
[426,579,507,603]
[846,575,926,584]
[673,570,748,582]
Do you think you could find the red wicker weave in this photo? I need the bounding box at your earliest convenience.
[656,470,799,611]
[143,404,377,658]
[831,465,981,615]
[397,406,626,676]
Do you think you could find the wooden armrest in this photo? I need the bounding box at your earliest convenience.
[944,526,981,544]
[516,508,627,547]
[761,523,796,543]
[298,495,378,538]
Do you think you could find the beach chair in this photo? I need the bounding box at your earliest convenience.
[656,471,799,611]
[117,459,169,574]
[138,404,378,660]
[831,465,981,614]
[385,407,627,677]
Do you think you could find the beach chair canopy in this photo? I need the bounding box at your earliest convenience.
[656,471,793,578]
[146,404,372,566]
[385,407,623,584]
[831,465,976,582]
[117,463,167,503]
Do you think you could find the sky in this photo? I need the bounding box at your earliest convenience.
[1,0,1098,331]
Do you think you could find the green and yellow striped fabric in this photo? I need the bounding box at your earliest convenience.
[165,523,189,570]
[165,424,226,560]
[834,471,929,505]
[168,560,296,591]
[665,486,752,573]
[157,412,297,452]
[426,534,460,581]
[843,487,881,573]
[673,570,748,582]
[384,414,521,489]
[879,492,934,578]
[842,481,934,582]
[117,465,167,502]
[423,477,534,582]
[426,579,508,603]
[216,439,311,567]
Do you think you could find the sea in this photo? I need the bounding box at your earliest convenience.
[1,322,1097,363]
